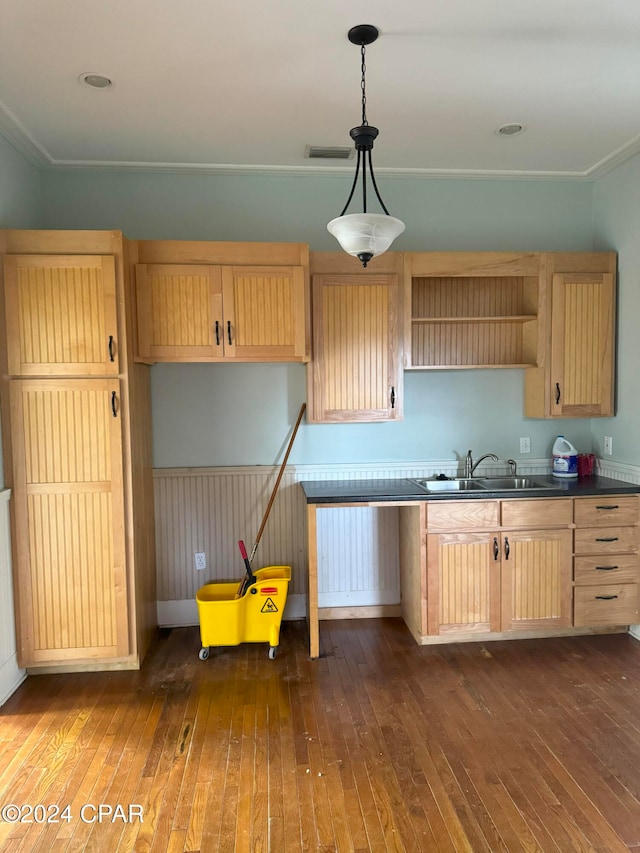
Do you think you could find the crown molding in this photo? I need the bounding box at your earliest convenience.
[40,160,592,181]
[1,99,639,181]
[0,102,51,169]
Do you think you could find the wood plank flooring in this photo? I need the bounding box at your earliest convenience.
[2,620,640,851]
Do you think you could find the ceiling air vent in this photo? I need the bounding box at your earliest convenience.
[305,145,354,160]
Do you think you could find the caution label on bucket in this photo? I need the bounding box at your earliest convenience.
[261,598,278,613]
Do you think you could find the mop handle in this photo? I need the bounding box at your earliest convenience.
[249,402,306,564]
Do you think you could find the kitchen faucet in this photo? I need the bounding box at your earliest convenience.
[464,450,499,478]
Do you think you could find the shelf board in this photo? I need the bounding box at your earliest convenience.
[406,362,538,370]
[411,315,537,324]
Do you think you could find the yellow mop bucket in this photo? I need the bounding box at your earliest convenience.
[196,566,291,660]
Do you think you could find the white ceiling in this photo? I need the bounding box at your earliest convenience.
[2,0,640,179]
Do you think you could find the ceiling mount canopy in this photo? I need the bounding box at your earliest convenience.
[327,24,405,268]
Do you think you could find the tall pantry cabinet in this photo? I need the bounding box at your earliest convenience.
[0,231,156,671]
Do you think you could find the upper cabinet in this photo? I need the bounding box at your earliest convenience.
[404,253,542,370]
[133,241,310,363]
[307,253,403,423]
[403,251,617,419]
[525,253,616,418]
[3,254,119,376]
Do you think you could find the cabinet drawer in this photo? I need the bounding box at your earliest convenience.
[574,496,638,527]
[574,555,639,585]
[501,499,572,529]
[574,526,638,555]
[426,500,498,532]
[574,584,639,627]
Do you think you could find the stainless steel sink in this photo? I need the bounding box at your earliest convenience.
[411,476,560,493]
[412,478,487,492]
[474,476,560,490]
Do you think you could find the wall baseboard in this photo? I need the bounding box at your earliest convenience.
[0,655,26,707]
[157,593,307,629]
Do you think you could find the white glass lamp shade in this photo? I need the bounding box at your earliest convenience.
[327,213,405,261]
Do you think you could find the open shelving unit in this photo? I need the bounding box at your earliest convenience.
[405,256,541,369]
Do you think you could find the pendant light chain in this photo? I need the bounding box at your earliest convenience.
[361,43,368,126]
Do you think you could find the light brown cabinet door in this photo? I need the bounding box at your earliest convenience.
[426,531,500,635]
[550,272,615,417]
[4,255,119,376]
[221,265,307,360]
[136,263,308,362]
[500,528,572,630]
[135,264,223,360]
[10,379,129,666]
[309,274,402,422]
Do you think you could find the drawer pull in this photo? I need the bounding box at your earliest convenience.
[555,383,561,404]
[504,536,510,560]
[595,565,619,571]
[595,537,619,542]
[227,320,233,345]
[596,505,619,510]
[493,537,499,561]
[108,335,115,361]
[215,320,220,346]
[595,594,618,600]
[111,391,117,418]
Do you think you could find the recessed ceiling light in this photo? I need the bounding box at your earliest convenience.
[78,72,113,90]
[496,123,525,137]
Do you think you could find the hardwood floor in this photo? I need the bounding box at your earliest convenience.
[2,620,640,851]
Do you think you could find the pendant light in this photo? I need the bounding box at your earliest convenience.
[327,24,405,268]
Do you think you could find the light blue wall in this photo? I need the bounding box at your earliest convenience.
[0,135,43,487]
[41,168,599,469]
[41,169,594,250]
[592,152,640,466]
[0,135,42,229]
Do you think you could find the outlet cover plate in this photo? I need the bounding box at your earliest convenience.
[604,436,613,456]
[194,552,207,570]
[520,437,531,454]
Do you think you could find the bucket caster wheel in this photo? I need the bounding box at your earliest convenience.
[198,647,210,661]
[268,646,277,660]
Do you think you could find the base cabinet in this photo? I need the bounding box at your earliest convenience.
[427,531,500,634]
[426,524,572,636]
[573,496,639,627]
[411,495,638,643]
[500,528,572,630]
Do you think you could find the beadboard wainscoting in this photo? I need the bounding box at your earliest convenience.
[0,490,25,705]
[154,458,564,627]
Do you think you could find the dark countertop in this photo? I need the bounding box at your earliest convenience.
[299,475,640,504]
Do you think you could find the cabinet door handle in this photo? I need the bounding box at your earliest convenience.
[504,537,510,560]
[595,537,618,542]
[390,387,396,409]
[596,505,619,510]
[595,565,619,571]
[555,383,561,404]
[595,594,618,600]
[227,320,232,346]
[215,320,220,346]
[108,335,115,362]
[493,537,499,561]
[111,391,118,418]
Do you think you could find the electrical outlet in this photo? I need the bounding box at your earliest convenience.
[194,552,207,571]
[604,436,613,456]
[519,437,531,454]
